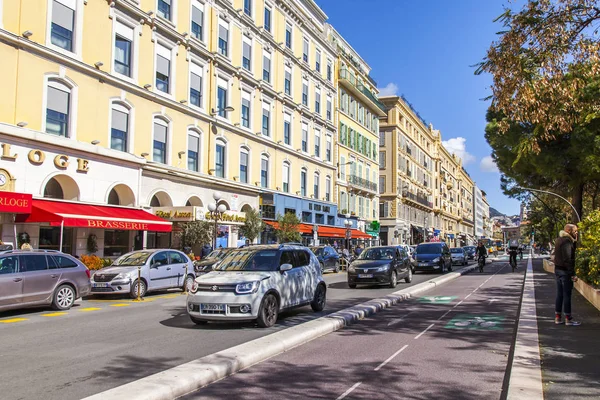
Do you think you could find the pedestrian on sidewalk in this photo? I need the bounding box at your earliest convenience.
[554,224,581,326]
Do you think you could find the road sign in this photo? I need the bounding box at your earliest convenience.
[418,296,457,304]
[445,314,505,330]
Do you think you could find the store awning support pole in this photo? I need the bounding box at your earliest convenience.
[59,220,64,251]
[13,222,18,249]
[142,231,148,249]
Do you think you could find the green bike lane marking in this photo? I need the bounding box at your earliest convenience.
[445,314,505,330]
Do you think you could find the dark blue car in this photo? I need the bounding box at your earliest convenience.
[413,242,452,273]
[310,245,340,273]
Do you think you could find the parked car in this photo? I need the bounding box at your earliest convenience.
[463,246,476,260]
[413,242,452,273]
[0,250,91,312]
[347,246,412,288]
[194,248,234,274]
[90,249,195,298]
[310,245,341,273]
[450,247,468,266]
[187,244,326,328]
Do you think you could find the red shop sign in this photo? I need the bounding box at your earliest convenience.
[0,192,33,214]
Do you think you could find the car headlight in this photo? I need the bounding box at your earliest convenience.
[432,257,440,263]
[376,264,390,272]
[114,273,128,280]
[348,266,356,273]
[190,281,199,294]
[235,281,260,294]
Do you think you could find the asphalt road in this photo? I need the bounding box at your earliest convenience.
[0,265,446,400]
[182,258,526,400]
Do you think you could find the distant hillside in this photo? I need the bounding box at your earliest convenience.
[489,207,505,218]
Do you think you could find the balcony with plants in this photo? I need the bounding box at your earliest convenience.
[339,68,387,116]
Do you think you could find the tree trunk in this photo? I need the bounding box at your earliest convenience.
[572,183,584,223]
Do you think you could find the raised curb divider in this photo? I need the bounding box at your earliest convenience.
[83,264,478,400]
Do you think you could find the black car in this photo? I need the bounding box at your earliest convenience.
[463,246,476,260]
[347,246,412,288]
[413,242,452,273]
[193,248,234,274]
[310,245,341,273]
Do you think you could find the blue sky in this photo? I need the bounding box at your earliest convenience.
[319,0,521,215]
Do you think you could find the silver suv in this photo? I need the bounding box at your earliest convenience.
[187,244,326,328]
[0,250,91,312]
[90,249,195,298]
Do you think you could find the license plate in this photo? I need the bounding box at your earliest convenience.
[201,303,225,311]
[358,274,373,278]
[92,283,109,288]
[418,263,428,267]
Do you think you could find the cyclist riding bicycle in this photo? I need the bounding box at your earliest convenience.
[508,240,519,269]
[476,242,487,263]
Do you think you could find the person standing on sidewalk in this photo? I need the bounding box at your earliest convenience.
[554,224,581,326]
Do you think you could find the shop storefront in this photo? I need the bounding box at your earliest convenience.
[0,191,33,248]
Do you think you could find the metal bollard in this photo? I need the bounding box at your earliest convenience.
[183,264,189,295]
[133,265,144,302]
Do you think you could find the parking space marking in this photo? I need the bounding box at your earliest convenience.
[109,304,130,307]
[79,307,102,312]
[374,345,409,371]
[41,312,67,317]
[415,323,435,340]
[0,318,28,324]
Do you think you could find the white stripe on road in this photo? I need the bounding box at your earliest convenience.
[437,310,452,320]
[337,382,362,400]
[414,324,435,340]
[374,345,409,371]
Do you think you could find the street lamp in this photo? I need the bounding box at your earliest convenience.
[336,160,354,179]
[207,192,227,250]
[210,106,235,117]
[516,186,580,222]
[344,213,352,252]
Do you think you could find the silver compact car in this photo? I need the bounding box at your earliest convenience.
[187,244,326,328]
[0,250,91,312]
[90,249,195,298]
[450,247,468,266]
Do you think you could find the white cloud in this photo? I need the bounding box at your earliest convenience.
[377,82,399,96]
[441,137,476,165]
[480,156,499,173]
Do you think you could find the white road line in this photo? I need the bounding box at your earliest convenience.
[337,382,362,400]
[465,293,472,299]
[452,300,464,309]
[374,345,409,371]
[414,324,435,340]
[387,312,412,327]
[437,310,452,320]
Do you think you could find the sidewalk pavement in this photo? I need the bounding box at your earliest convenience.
[531,258,600,399]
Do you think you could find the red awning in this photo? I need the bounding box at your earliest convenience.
[16,199,172,232]
[318,226,372,239]
[0,192,32,213]
[264,220,314,234]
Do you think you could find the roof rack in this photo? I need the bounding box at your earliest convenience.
[278,242,305,248]
[0,249,62,254]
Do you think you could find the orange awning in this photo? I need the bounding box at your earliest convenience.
[264,220,314,234]
[264,221,372,239]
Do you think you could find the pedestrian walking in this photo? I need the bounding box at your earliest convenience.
[554,224,581,326]
[200,243,212,259]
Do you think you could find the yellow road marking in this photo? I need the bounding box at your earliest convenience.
[79,307,102,312]
[162,294,180,299]
[0,318,28,323]
[41,312,67,317]
[110,304,130,307]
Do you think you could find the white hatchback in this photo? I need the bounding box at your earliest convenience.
[187,244,326,328]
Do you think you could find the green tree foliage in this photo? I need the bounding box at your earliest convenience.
[239,207,264,245]
[275,212,302,243]
[522,195,567,248]
[176,220,214,249]
[575,209,600,288]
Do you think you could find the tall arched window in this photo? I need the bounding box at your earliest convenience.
[239,146,249,183]
[282,162,290,193]
[300,168,307,197]
[44,177,64,199]
[187,128,201,172]
[325,176,331,202]
[111,102,131,152]
[313,172,319,199]
[153,117,169,164]
[260,154,269,188]
[215,138,226,178]
[45,79,73,137]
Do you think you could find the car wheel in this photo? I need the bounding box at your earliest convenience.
[319,262,325,274]
[405,268,413,283]
[190,316,208,325]
[311,284,326,312]
[441,262,446,273]
[257,294,279,328]
[348,283,357,289]
[333,261,340,273]
[52,285,76,310]
[129,279,147,299]
[389,271,398,288]
[448,262,453,272]
[183,275,194,292]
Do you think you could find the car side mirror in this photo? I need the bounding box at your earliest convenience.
[279,263,293,273]
[151,262,160,269]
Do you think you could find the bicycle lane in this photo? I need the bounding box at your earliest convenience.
[182,260,526,400]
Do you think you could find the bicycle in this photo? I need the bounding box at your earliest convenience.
[510,257,517,272]
[478,255,485,273]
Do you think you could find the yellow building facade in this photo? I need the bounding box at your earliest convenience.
[378,96,436,245]
[328,27,384,238]
[0,0,344,252]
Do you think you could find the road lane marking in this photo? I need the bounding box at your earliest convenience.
[387,312,412,327]
[438,310,452,320]
[41,312,67,317]
[0,318,28,324]
[465,293,472,299]
[79,307,102,312]
[414,324,435,340]
[110,304,130,307]
[337,382,362,400]
[374,345,409,371]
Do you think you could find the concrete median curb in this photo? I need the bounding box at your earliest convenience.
[82,264,478,400]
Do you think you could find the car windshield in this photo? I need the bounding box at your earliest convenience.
[216,250,279,272]
[450,248,463,253]
[464,246,475,251]
[310,247,324,256]
[358,247,396,260]
[112,251,152,266]
[416,244,442,254]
